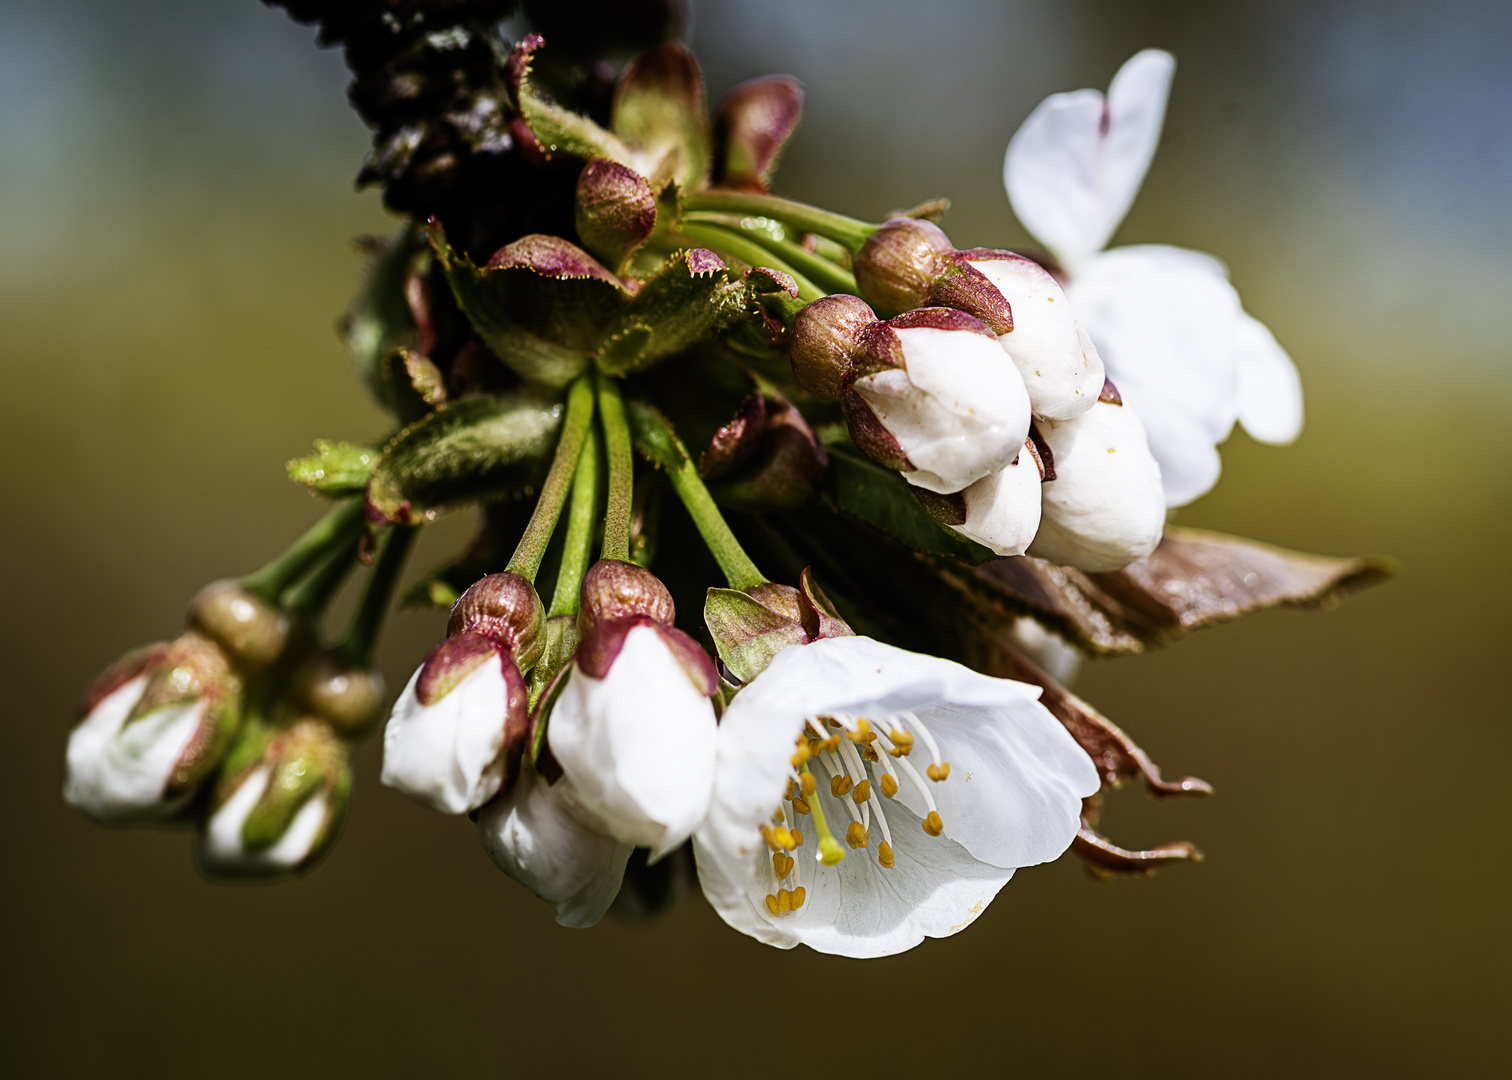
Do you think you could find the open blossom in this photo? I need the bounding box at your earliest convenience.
[1027,393,1166,571]
[694,636,1099,958]
[1005,48,1303,506]
[477,764,633,928]
[792,296,1031,494]
[381,573,542,815]
[65,636,240,823]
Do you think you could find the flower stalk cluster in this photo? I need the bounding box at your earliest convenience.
[63,13,1387,958]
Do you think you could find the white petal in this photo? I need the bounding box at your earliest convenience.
[63,676,202,822]
[381,658,509,815]
[547,625,717,860]
[1234,312,1303,444]
[1006,617,1083,686]
[200,767,328,871]
[852,327,1030,494]
[1027,399,1166,571]
[477,768,632,929]
[951,453,1042,556]
[1068,244,1242,505]
[694,636,1098,958]
[967,257,1104,420]
[1005,50,1175,271]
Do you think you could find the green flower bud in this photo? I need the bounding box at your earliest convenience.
[187,580,289,674]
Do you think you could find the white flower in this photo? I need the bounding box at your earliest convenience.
[946,445,1043,557]
[200,767,333,872]
[64,639,236,823]
[693,636,1099,958]
[1005,48,1303,506]
[1027,398,1166,571]
[477,765,633,928]
[964,252,1106,421]
[381,634,527,815]
[547,620,719,860]
[850,312,1031,494]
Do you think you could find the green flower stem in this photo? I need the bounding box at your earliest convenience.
[684,212,858,295]
[625,400,765,592]
[240,498,365,604]
[596,370,634,563]
[681,191,879,252]
[676,222,824,302]
[548,423,601,618]
[283,536,362,623]
[340,525,418,668]
[506,373,595,582]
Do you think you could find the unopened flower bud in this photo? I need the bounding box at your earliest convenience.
[576,559,675,638]
[917,445,1044,557]
[187,581,289,674]
[789,294,877,401]
[575,157,657,272]
[448,572,545,674]
[1027,399,1165,571]
[382,633,530,814]
[290,650,385,737]
[198,719,350,879]
[65,634,241,823]
[852,217,954,316]
[709,397,828,513]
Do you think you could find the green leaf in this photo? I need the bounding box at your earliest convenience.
[429,222,602,390]
[365,390,564,525]
[821,445,997,564]
[287,440,378,496]
[612,44,710,192]
[596,249,749,376]
[340,226,423,411]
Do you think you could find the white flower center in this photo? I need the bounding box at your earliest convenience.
[757,711,953,917]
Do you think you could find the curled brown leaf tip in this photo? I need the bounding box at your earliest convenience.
[1073,826,1205,878]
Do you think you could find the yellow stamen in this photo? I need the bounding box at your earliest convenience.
[807,738,823,758]
[773,852,794,878]
[773,826,796,851]
[760,825,779,852]
[800,772,816,796]
[765,893,781,915]
[861,744,880,763]
[927,761,951,782]
[922,810,944,837]
[823,736,840,752]
[852,779,872,804]
[792,794,811,815]
[830,774,853,798]
[878,841,895,869]
[791,886,806,910]
[880,774,899,798]
[791,830,803,848]
[784,778,796,800]
[777,889,793,914]
[845,821,869,849]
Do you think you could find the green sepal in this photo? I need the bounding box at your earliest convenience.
[527,613,579,714]
[341,225,425,411]
[384,348,448,423]
[704,587,808,685]
[510,36,636,166]
[612,43,710,192]
[822,444,997,564]
[429,221,603,389]
[365,390,564,525]
[287,441,378,496]
[595,249,750,376]
[239,721,351,856]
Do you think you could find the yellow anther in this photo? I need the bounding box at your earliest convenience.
[922,810,944,837]
[772,807,786,824]
[823,717,841,729]
[773,826,797,851]
[880,774,899,798]
[800,772,816,796]
[823,736,840,752]
[773,852,794,878]
[790,747,810,768]
[807,738,823,758]
[855,718,871,736]
[889,730,914,752]
[792,794,811,815]
[830,774,853,798]
[791,886,806,910]
[760,825,779,852]
[845,821,869,849]
[790,830,803,848]
[878,841,895,869]
[765,893,781,916]
[784,779,796,800]
[861,744,880,763]
[777,889,793,914]
[852,779,872,804]
[927,761,951,782]
[887,747,906,758]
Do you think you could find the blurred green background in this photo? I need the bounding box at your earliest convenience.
[2,0,1508,1075]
